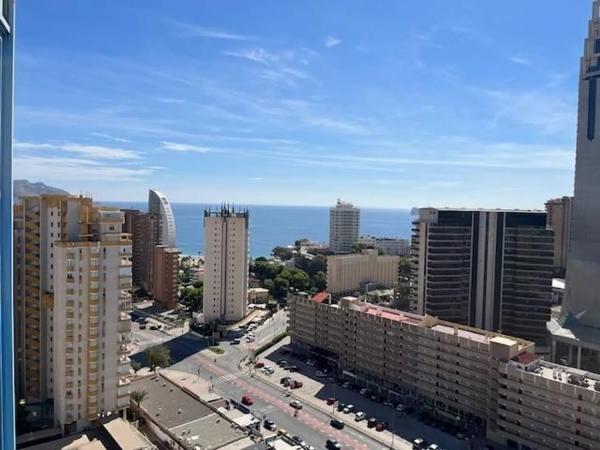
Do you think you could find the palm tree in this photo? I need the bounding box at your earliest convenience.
[129,390,148,423]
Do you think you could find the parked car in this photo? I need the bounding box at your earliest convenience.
[255,361,265,368]
[337,402,347,412]
[289,380,303,389]
[263,418,276,430]
[149,325,159,331]
[396,403,407,412]
[263,366,274,375]
[315,371,327,378]
[246,337,255,343]
[277,359,289,366]
[375,421,388,431]
[342,381,351,389]
[342,404,354,414]
[306,359,316,366]
[290,400,303,409]
[326,397,336,405]
[326,439,341,450]
[287,365,300,372]
[330,418,345,430]
[291,436,303,444]
[280,376,291,385]
[412,438,427,450]
[427,445,440,450]
[354,412,367,422]
[241,395,253,406]
[367,417,378,428]
[231,338,241,345]
[139,325,146,330]
[359,388,371,396]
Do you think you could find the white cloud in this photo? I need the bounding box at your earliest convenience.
[508,56,531,66]
[171,21,255,41]
[89,132,130,143]
[13,155,155,181]
[160,141,211,153]
[15,141,142,159]
[325,36,342,48]
[224,48,275,65]
[156,97,185,104]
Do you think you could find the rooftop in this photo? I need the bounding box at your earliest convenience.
[422,207,545,214]
[311,292,329,304]
[511,359,600,393]
[432,324,491,344]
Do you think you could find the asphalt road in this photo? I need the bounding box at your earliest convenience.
[170,311,389,450]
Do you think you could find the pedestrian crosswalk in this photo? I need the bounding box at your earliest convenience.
[214,373,239,384]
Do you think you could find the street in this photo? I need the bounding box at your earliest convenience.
[171,310,391,450]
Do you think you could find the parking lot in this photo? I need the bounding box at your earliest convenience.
[256,343,487,450]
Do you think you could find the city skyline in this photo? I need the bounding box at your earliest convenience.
[14,1,590,209]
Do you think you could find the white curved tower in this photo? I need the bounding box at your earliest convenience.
[148,189,176,247]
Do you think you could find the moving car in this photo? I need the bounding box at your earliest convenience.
[330,418,345,429]
[241,395,253,406]
[290,400,303,409]
[354,412,366,422]
[263,418,276,430]
[326,439,341,450]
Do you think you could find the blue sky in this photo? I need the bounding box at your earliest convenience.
[14,0,591,208]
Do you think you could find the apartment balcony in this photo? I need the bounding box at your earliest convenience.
[118,362,131,375]
[118,344,129,355]
[119,280,132,289]
[119,258,132,267]
[119,248,133,257]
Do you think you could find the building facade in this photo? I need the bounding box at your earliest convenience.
[202,207,249,323]
[549,1,600,374]
[13,196,132,433]
[545,196,572,277]
[152,245,180,309]
[288,295,600,450]
[358,235,410,256]
[123,210,160,292]
[0,1,15,446]
[329,199,360,254]
[148,189,176,248]
[326,249,400,296]
[410,208,554,345]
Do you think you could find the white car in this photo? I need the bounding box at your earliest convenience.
[354,412,367,421]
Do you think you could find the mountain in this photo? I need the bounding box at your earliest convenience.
[13,180,69,202]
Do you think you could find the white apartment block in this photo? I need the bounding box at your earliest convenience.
[13,196,132,434]
[327,249,400,296]
[202,207,249,323]
[358,235,409,256]
[329,199,360,254]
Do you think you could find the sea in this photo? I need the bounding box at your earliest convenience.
[104,202,414,258]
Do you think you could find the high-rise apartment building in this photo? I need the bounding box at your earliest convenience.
[152,245,180,309]
[410,208,554,345]
[288,294,600,450]
[549,1,600,374]
[202,207,249,323]
[329,199,360,254]
[326,249,400,296]
[545,196,573,277]
[148,189,176,248]
[122,209,160,292]
[13,196,132,433]
[0,1,15,446]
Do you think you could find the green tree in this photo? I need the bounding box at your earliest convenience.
[313,271,327,291]
[273,246,294,260]
[144,345,171,370]
[131,360,142,373]
[130,390,148,422]
[193,280,203,289]
[351,243,374,254]
[278,268,310,292]
[182,286,203,311]
[272,277,289,300]
[252,260,282,282]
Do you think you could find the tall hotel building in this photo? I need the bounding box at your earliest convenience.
[14,196,132,433]
[148,189,176,248]
[0,0,15,447]
[202,207,249,323]
[329,199,360,254]
[410,208,554,345]
[549,0,600,373]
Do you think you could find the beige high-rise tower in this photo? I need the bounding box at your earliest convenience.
[202,207,249,323]
[14,195,132,433]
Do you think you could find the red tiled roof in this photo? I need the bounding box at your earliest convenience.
[512,352,542,365]
[312,292,329,304]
